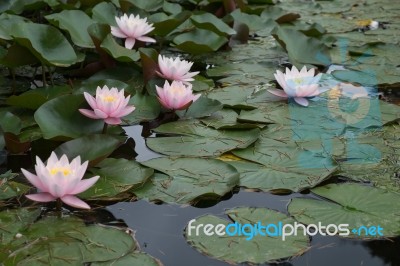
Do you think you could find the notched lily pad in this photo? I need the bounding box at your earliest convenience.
[146,120,260,157]
[288,183,400,239]
[185,207,309,264]
[133,157,240,204]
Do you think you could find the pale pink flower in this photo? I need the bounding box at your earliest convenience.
[79,85,135,125]
[268,66,323,107]
[156,55,199,83]
[22,152,99,209]
[111,14,155,49]
[156,80,201,110]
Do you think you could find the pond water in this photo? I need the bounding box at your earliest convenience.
[102,125,400,266]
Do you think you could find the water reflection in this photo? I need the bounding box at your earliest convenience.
[108,190,396,266]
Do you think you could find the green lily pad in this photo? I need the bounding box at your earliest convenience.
[34,94,104,139]
[123,94,161,125]
[288,183,400,238]
[190,12,236,36]
[4,216,137,265]
[200,109,262,129]
[0,171,30,200]
[173,28,228,55]
[133,157,239,204]
[10,22,79,67]
[80,158,154,199]
[92,2,118,25]
[186,207,309,264]
[146,120,260,157]
[7,85,71,110]
[272,26,331,67]
[101,34,140,62]
[0,208,41,247]
[92,252,162,266]
[54,134,122,163]
[46,10,95,48]
[0,111,22,134]
[175,96,223,119]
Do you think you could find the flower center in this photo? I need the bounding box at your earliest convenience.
[49,167,72,176]
[170,86,185,95]
[293,78,305,85]
[102,95,117,102]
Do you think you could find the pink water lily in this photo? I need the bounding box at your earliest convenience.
[79,85,135,125]
[111,14,155,49]
[156,80,201,110]
[268,66,323,107]
[22,152,99,209]
[156,55,199,83]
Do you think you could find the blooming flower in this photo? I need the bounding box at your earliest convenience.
[268,66,322,106]
[79,85,135,125]
[22,152,99,209]
[156,55,199,83]
[156,80,201,110]
[111,14,155,49]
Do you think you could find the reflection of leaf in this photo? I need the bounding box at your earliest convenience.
[186,207,309,264]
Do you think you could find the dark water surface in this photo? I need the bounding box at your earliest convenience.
[106,126,400,266]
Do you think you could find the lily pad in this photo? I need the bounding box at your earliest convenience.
[45,10,95,48]
[34,94,104,139]
[10,22,79,66]
[133,157,239,204]
[288,183,400,238]
[185,207,309,264]
[173,28,228,55]
[54,134,122,163]
[92,252,163,266]
[4,216,137,265]
[0,171,30,200]
[80,158,154,199]
[146,120,260,157]
[123,94,161,125]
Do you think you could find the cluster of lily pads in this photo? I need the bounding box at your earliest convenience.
[1,0,400,265]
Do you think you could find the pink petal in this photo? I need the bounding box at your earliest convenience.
[26,193,57,202]
[94,109,108,119]
[137,36,156,43]
[125,38,136,49]
[294,97,309,106]
[21,168,47,192]
[268,89,288,98]
[111,26,127,38]
[105,117,122,125]
[61,195,91,209]
[79,109,100,119]
[69,176,100,195]
[114,106,135,117]
[83,92,97,110]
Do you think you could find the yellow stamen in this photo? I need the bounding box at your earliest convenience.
[50,167,72,176]
[102,95,116,102]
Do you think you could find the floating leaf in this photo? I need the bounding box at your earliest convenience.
[34,94,103,139]
[123,94,161,125]
[173,29,228,55]
[92,2,118,25]
[10,22,78,66]
[186,207,309,264]
[134,157,239,204]
[0,171,30,200]
[46,10,95,48]
[175,96,223,119]
[190,12,236,36]
[288,183,400,238]
[146,120,260,157]
[80,158,154,199]
[54,134,122,163]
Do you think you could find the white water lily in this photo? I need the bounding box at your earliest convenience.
[111,14,155,49]
[268,66,323,106]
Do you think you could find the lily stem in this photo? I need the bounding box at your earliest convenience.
[56,199,62,217]
[102,123,108,134]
